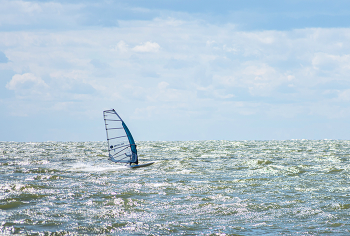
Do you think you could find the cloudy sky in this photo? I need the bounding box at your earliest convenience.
[1,0,350,141]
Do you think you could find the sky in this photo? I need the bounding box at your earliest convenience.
[1,0,350,141]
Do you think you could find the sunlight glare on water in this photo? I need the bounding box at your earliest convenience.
[1,140,350,235]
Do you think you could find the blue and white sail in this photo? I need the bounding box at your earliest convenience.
[103,109,138,164]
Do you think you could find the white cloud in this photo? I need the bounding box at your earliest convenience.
[312,52,350,73]
[337,89,350,101]
[18,1,42,13]
[2,12,350,140]
[132,41,160,52]
[114,40,129,53]
[5,73,50,101]
[2,24,350,109]
[158,81,169,90]
[6,73,48,91]
[0,0,75,28]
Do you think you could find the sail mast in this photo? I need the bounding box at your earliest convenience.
[103,111,111,158]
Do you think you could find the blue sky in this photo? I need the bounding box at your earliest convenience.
[1,0,350,141]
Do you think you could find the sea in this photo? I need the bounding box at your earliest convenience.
[1,140,350,235]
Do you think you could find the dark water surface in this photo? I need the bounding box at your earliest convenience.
[1,140,350,235]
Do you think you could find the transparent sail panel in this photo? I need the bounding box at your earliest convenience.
[103,109,133,163]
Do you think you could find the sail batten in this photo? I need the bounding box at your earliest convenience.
[107,135,127,140]
[103,109,138,164]
[110,144,130,149]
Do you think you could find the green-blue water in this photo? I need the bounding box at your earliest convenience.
[1,140,350,235]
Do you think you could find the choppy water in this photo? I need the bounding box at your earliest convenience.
[1,140,350,235]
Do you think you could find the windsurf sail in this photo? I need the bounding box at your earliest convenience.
[103,109,138,164]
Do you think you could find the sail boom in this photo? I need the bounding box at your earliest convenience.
[110,153,129,159]
[110,146,130,156]
[109,155,130,163]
